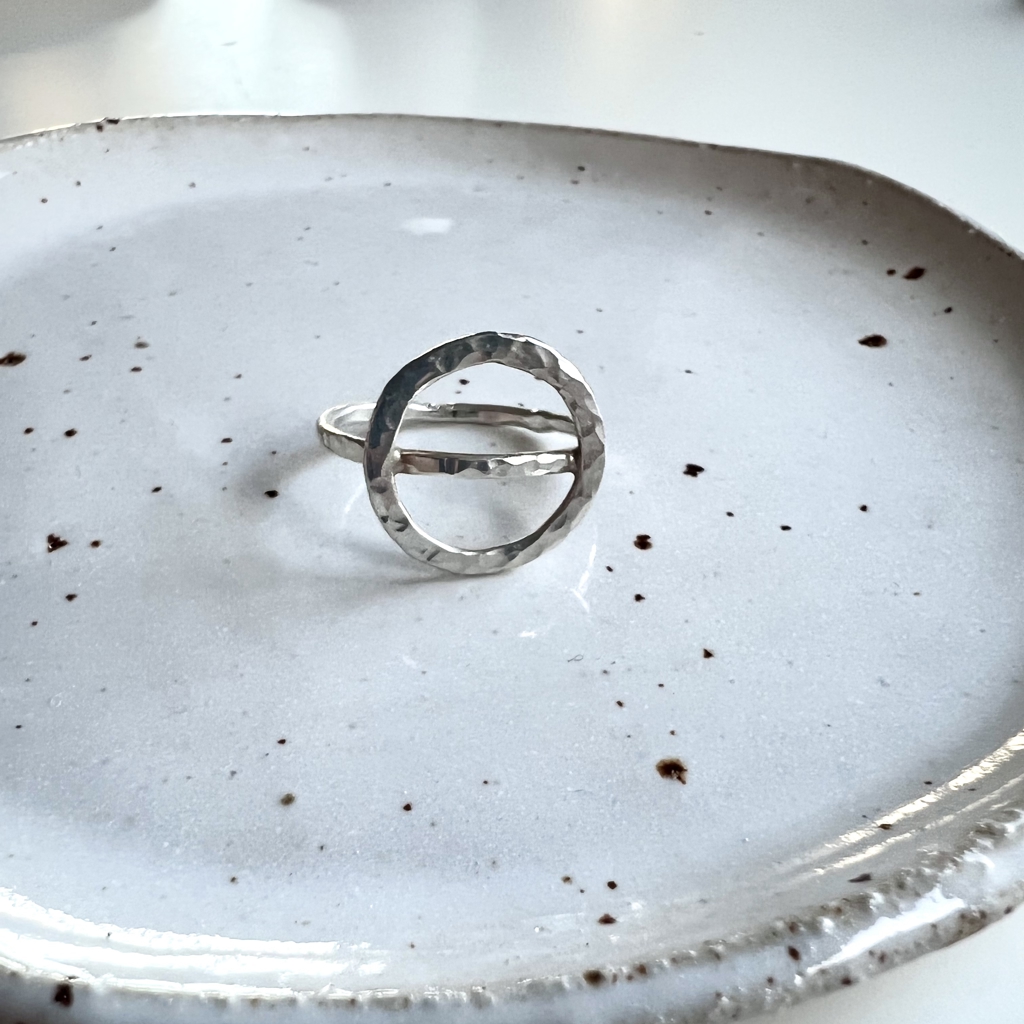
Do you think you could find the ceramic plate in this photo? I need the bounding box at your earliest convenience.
[2,115,1024,1024]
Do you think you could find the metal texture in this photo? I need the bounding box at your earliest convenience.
[359,332,605,574]
[317,401,578,478]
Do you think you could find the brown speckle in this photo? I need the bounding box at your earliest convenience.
[280,793,295,805]
[840,976,853,986]
[188,182,196,189]
[634,534,652,550]
[583,970,605,987]
[683,463,704,477]
[47,534,68,553]
[634,593,645,602]
[904,266,926,280]
[134,340,149,348]
[943,306,953,314]
[64,428,77,437]
[561,875,572,884]
[265,490,279,498]
[96,123,104,132]
[2,351,28,366]
[859,504,869,512]
[31,621,38,626]
[80,354,91,360]
[787,946,801,961]
[858,334,887,348]
[458,378,470,385]
[221,437,232,443]
[130,366,142,372]
[598,914,617,925]
[277,738,286,745]
[24,427,34,434]
[403,802,412,811]
[230,876,238,883]
[780,524,792,531]
[606,565,613,572]
[726,511,734,517]
[90,540,101,548]
[878,822,893,830]
[151,486,162,493]
[704,210,712,215]
[849,872,872,883]
[656,758,687,783]
[40,197,48,204]
[65,594,77,602]
[607,880,617,889]
[615,700,624,707]
[53,982,73,1007]
[886,268,896,276]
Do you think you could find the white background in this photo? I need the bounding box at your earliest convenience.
[2,1,1023,1019]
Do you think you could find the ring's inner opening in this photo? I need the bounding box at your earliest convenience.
[395,361,576,549]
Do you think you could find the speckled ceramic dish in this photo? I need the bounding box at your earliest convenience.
[2,115,1024,1024]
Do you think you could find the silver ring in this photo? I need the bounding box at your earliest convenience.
[317,332,605,575]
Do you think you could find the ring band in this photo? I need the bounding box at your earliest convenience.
[318,332,605,575]
[318,401,578,478]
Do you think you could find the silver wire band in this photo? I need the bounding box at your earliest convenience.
[317,401,578,478]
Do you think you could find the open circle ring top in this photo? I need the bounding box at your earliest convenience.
[317,332,606,575]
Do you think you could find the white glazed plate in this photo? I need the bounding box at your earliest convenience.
[2,115,1024,1024]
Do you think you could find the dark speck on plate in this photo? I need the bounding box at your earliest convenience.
[787,946,801,961]
[24,427,34,434]
[849,872,873,883]
[221,437,232,443]
[277,738,286,745]
[90,540,102,548]
[944,306,953,314]
[0,351,27,366]
[265,490,279,498]
[583,970,605,986]
[65,594,77,602]
[886,268,896,276]
[878,822,893,830]
[858,334,887,348]
[656,758,687,783]
[130,366,142,372]
[703,648,714,659]
[64,428,78,437]
[280,793,296,806]
[47,534,68,553]
[403,802,413,812]
[597,914,617,925]
[135,339,149,348]
[903,266,926,280]
[634,593,645,602]
[683,463,704,477]
[859,504,869,512]
[780,525,792,531]
[151,486,162,493]
[53,982,73,1007]
[634,534,652,550]
[607,880,617,889]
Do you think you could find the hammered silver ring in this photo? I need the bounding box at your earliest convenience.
[317,331,605,575]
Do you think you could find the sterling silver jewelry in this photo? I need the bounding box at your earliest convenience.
[317,331,605,575]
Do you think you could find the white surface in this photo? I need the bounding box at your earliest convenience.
[2,2,1023,1021]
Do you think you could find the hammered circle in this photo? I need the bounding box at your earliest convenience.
[362,332,605,575]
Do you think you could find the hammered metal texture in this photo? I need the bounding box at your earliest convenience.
[362,332,605,574]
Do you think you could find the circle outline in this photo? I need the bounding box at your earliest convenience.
[362,332,605,575]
